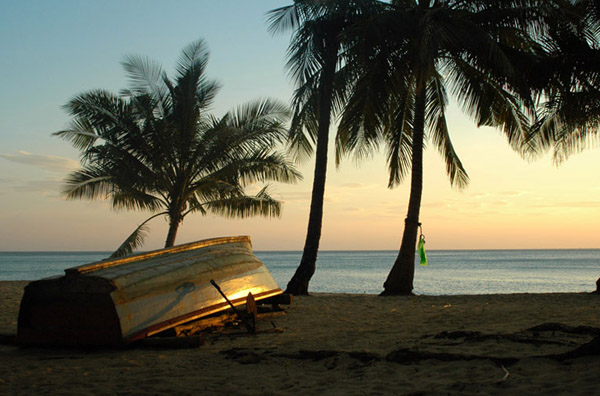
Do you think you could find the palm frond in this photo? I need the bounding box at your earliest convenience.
[175,39,210,82]
[385,93,414,188]
[195,80,221,111]
[235,153,304,186]
[550,127,600,164]
[285,20,325,86]
[62,167,113,201]
[109,212,167,258]
[62,90,135,139]
[427,76,469,188]
[445,56,532,152]
[286,79,320,163]
[53,118,101,151]
[228,98,291,130]
[223,99,291,154]
[529,98,600,164]
[336,51,398,165]
[112,190,164,212]
[181,195,208,218]
[120,55,171,117]
[204,187,282,219]
[266,4,301,35]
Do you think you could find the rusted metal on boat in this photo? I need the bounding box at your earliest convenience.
[17,236,283,346]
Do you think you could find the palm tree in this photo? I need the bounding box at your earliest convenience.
[267,0,383,295]
[338,0,543,295]
[54,39,302,257]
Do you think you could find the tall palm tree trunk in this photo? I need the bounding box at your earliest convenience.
[381,86,427,296]
[165,184,186,248]
[165,212,182,248]
[165,220,180,248]
[286,44,338,295]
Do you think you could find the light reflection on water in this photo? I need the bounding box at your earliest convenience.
[0,249,598,295]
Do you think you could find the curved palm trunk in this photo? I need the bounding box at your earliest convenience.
[165,206,183,248]
[286,44,338,296]
[164,218,180,248]
[381,87,427,296]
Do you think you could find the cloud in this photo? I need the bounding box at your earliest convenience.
[13,179,64,194]
[497,191,527,197]
[0,177,16,184]
[280,191,311,203]
[339,182,365,189]
[531,201,600,209]
[423,201,452,208]
[470,193,491,199]
[424,191,530,210]
[342,206,363,213]
[0,151,79,173]
[385,204,406,213]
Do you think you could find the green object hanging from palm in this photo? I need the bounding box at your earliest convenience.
[418,234,427,267]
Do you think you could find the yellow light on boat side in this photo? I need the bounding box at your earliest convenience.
[226,286,271,303]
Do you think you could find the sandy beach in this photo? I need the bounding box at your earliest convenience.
[1,280,599,395]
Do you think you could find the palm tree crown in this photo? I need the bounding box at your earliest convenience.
[55,39,302,257]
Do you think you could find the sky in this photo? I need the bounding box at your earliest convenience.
[0,0,598,252]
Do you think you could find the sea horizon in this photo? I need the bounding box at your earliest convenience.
[1,247,598,253]
[1,249,598,295]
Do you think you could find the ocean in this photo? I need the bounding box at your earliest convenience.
[1,249,598,295]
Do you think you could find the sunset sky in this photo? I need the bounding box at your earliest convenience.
[1,0,598,252]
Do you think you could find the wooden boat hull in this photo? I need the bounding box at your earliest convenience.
[17,236,282,346]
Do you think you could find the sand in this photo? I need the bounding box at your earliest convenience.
[1,280,599,395]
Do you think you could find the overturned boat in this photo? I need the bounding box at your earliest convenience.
[17,236,283,346]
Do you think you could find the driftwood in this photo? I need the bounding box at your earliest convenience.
[171,300,286,338]
[173,312,239,337]
[210,280,259,334]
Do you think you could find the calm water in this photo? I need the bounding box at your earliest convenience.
[0,250,597,295]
